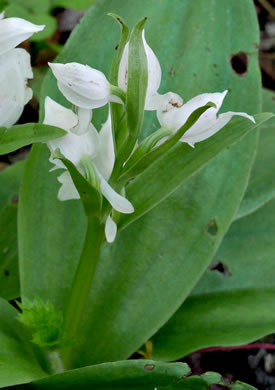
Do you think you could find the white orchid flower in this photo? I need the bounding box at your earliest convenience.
[49,62,125,135]
[0,48,33,128]
[118,31,183,111]
[44,97,134,243]
[157,90,255,147]
[0,12,44,56]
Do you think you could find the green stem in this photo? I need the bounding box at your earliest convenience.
[62,216,105,369]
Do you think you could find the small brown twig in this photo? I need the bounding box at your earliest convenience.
[258,0,275,18]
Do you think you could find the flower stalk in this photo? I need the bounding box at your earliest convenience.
[62,216,105,369]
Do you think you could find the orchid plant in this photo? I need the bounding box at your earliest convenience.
[0,2,274,390]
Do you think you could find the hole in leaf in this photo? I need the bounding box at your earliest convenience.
[230,52,249,75]
[144,364,155,371]
[4,270,9,276]
[206,220,218,236]
[11,195,18,204]
[210,261,231,277]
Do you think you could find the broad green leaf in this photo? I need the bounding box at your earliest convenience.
[5,4,57,41]
[51,0,97,10]
[0,298,47,388]
[21,0,261,368]
[19,144,86,310]
[7,0,51,14]
[0,123,66,155]
[0,162,25,300]
[5,360,191,389]
[151,197,275,360]
[237,88,275,219]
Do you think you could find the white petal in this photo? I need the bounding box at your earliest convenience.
[0,95,22,128]
[57,171,80,201]
[49,62,111,109]
[71,107,92,135]
[93,110,115,180]
[147,91,183,111]
[0,17,44,56]
[118,31,162,111]
[44,98,100,165]
[0,12,5,20]
[0,48,33,128]
[105,215,117,243]
[181,111,255,145]
[143,31,162,106]
[97,171,134,214]
[44,96,78,131]
[158,90,228,132]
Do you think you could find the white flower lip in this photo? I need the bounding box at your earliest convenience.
[0,16,44,56]
[49,62,112,109]
[157,90,255,146]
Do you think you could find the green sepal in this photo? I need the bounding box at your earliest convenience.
[0,123,66,155]
[108,13,130,86]
[114,17,148,174]
[125,126,172,170]
[120,102,216,182]
[108,13,130,156]
[52,150,102,218]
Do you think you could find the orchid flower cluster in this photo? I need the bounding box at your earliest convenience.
[43,17,254,243]
[0,12,44,128]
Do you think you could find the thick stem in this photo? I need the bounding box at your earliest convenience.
[62,216,105,369]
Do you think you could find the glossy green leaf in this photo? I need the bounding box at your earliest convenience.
[18,144,86,310]
[0,298,47,388]
[7,0,51,14]
[237,88,275,219]
[20,0,261,368]
[6,360,191,389]
[151,197,275,361]
[0,162,24,300]
[51,0,97,10]
[0,124,66,155]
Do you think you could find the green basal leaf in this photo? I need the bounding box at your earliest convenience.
[237,88,275,219]
[51,0,97,10]
[0,162,24,300]
[0,123,66,155]
[0,298,47,388]
[152,196,275,361]
[5,360,191,389]
[119,113,273,230]
[53,150,102,218]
